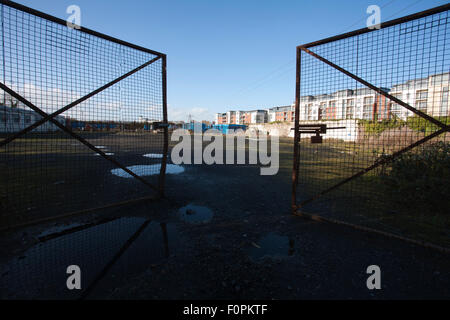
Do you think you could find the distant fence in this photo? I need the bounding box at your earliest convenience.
[292,4,450,249]
[0,1,168,229]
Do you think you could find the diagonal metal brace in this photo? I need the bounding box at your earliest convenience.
[0,55,161,148]
[299,46,450,132]
[79,218,152,299]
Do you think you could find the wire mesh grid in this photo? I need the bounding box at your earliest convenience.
[0,2,167,228]
[294,7,450,246]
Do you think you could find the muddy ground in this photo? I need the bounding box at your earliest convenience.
[0,136,449,299]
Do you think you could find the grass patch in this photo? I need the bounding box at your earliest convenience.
[290,137,450,247]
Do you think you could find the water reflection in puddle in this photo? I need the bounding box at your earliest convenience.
[38,222,84,238]
[111,164,184,178]
[247,233,295,260]
[178,204,214,224]
[143,153,163,159]
[0,217,179,299]
[93,153,114,156]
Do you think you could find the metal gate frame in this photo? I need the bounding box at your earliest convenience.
[0,0,168,230]
[291,4,450,250]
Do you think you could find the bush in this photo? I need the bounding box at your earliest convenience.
[382,141,450,215]
[406,116,450,135]
[360,116,449,136]
[360,117,404,135]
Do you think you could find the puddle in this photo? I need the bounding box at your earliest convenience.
[95,146,108,149]
[93,153,114,156]
[178,204,214,224]
[247,233,295,260]
[111,164,184,178]
[0,217,179,299]
[143,153,163,159]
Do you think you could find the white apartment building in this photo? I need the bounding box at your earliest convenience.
[299,73,449,121]
[267,105,295,122]
[235,111,246,124]
[427,72,450,117]
[216,72,449,126]
[249,110,267,124]
[300,88,382,121]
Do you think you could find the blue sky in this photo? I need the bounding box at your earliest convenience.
[16,0,450,121]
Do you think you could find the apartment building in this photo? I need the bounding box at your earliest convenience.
[268,105,295,122]
[235,111,246,124]
[300,73,449,121]
[428,72,450,117]
[214,112,228,124]
[215,109,268,125]
[386,77,429,119]
[216,72,449,125]
[249,110,268,124]
[301,88,382,121]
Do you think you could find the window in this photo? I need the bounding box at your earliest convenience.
[416,90,428,100]
[390,93,402,117]
[363,96,374,120]
[24,114,32,124]
[306,104,313,120]
[415,89,428,112]
[440,87,449,116]
[415,101,427,111]
[345,99,354,119]
[326,100,336,119]
[318,102,326,120]
[256,114,263,123]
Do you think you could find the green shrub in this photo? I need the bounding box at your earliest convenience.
[360,117,404,135]
[382,141,450,215]
[406,116,450,135]
[360,116,449,136]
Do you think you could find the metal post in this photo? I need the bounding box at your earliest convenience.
[291,47,301,212]
[159,54,168,197]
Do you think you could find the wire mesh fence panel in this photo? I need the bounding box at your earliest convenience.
[0,1,167,228]
[0,216,179,299]
[293,5,450,248]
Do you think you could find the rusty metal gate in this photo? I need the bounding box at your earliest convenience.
[292,4,450,248]
[0,1,168,230]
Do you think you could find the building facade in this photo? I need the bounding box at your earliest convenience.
[268,105,295,122]
[0,105,66,133]
[215,109,269,125]
[215,72,449,125]
[299,73,449,121]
